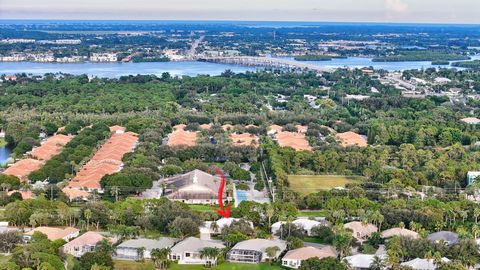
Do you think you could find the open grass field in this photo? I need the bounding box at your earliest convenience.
[114,261,282,270]
[288,175,363,195]
[188,204,216,213]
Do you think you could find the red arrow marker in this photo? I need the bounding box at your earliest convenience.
[212,166,231,218]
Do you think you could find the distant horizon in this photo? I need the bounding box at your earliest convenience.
[1,19,480,27]
[2,0,479,24]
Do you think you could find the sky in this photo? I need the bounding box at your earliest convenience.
[1,0,479,24]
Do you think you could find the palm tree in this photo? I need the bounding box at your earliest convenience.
[265,204,275,229]
[210,221,219,234]
[151,247,171,270]
[286,215,294,238]
[265,246,280,264]
[370,255,386,270]
[137,247,146,261]
[473,207,480,224]
[84,209,92,229]
[199,247,221,268]
[472,224,480,239]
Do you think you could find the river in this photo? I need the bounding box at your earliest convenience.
[0,56,478,78]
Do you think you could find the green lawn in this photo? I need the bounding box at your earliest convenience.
[0,255,11,265]
[299,210,329,218]
[114,260,155,270]
[288,175,363,195]
[188,204,217,213]
[169,262,283,270]
[114,261,282,270]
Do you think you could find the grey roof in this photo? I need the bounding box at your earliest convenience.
[231,239,287,253]
[163,169,225,199]
[171,237,225,253]
[117,237,178,251]
[427,231,459,244]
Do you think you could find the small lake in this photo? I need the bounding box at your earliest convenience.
[1,55,478,78]
[0,146,12,165]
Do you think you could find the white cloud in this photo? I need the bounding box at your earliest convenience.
[385,0,409,13]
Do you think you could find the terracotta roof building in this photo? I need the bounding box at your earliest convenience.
[3,159,45,182]
[167,130,198,147]
[7,190,34,200]
[66,127,138,193]
[381,228,419,239]
[24,226,79,242]
[295,125,308,133]
[230,133,259,147]
[344,221,378,242]
[268,125,283,135]
[199,124,212,130]
[336,131,368,147]
[30,134,72,161]
[276,131,312,151]
[282,246,336,269]
[63,231,105,257]
[461,117,480,125]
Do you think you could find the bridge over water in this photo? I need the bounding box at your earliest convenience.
[200,56,334,73]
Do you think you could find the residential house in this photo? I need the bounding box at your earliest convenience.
[344,221,378,242]
[154,169,226,204]
[381,228,419,239]
[115,237,178,260]
[460,117,480,125]
[427,231,459,245]
[345,254,386,270]
[336,131,368,147]
[400,257,450,270]
[62,231,105,257]
[24,227,79,242]
[271,218,329,236]
[227,238,286,263]
[170,237,225,265]
[282,246,336,269]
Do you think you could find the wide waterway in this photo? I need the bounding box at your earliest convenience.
[1,56,478,78]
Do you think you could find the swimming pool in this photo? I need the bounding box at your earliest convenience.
[236,190,249,204]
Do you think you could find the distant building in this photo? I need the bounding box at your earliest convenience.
[381,228,419,239]
[227,239,286,263]
[460,117,480,125]
[336,132,368,147]
[467,171,480,185]
[90,53,118,62]
[345,254,386,270]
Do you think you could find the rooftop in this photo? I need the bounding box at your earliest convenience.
[30,134,72,161]
[117,237,178,251]
[230,133,259,147]
[25,226,79,241]
[231,238,286,253]
[63,231,104,248]
[3,158,45,181]
[282,246,336,261]
[167,130,198,147]
[336,131,368,147]
[171,237,225,253]
[276,131,312,151]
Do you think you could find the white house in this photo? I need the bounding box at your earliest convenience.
[227,238,286,263]
[170,237,225,265]
[271,218,328,236]
[115,238,177,260]
[400,257,450,270]
[467,171,480,185]
[344,254,386,270]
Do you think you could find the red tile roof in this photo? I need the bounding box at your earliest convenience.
[3,159,45,181]
[336,131,368,147]
[7,190,34,199]
[167,130,198,147]
[67,128,138,190]
[31,134,72,161]
[230,133,259,147]
[276,131,312,151]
